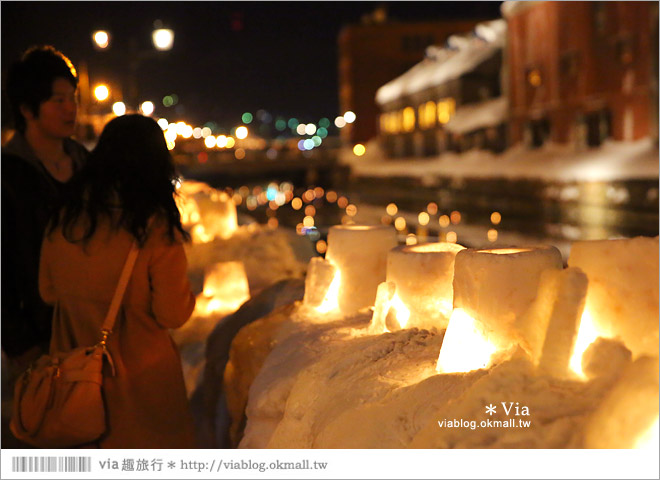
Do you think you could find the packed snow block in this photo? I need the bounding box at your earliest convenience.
[191,189,238,240]
[582,356,659,448]
[303,257,337,307]
[193,278,305,448]
[581,337,632,381]
[386,242,466,331]
[536,268,588,378]
[452,246,563,351]
[325,225,397,313]
[224,303,297,447]
[567,236,660,358]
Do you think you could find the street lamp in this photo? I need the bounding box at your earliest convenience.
[92,30,110,49]
[152,28,174,51]
[94,84,110,102]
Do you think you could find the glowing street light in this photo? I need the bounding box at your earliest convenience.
[344,111,356,123]
[94,84,110,102]
[112,102,126,116]
[140,101,155,116]
[92,30,110,49]
[152,29,174,51]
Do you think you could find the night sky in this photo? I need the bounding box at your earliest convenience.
[2,1,502,131]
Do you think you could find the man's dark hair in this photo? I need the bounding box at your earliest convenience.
[6,45,78,134]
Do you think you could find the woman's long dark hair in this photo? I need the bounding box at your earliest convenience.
[51,114,189,245]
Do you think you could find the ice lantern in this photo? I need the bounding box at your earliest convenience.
[568,236,659,358]
[385,242,466,331]
[451,246,563,353]
[325,225,397,313]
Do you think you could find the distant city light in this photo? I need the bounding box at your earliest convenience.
[93,85,109,102]
[204,135,216,148]
[225,137,235,148]
[312,135,322,147]
[304,123,317,135]
[234,148,246,160]
[201,127,212,138]
[157,118,169,130]
[288,118,299,129]
[343,111,356,123]
[275,119,287,131]
[303,139,314,150]
[319,117,330,128]
[192,127,202,139]
[92,30,110,49]
[490,211,502,225]
[112,102,126,116]
[181,124,193,139]
[152,28,174,51]
[386,203,398,216]
[418,212,430,226]
[140,101,154,116]
[296,124,307,135]
[216,135,227,148]
[317,127,328,138]
[334,116,346,128]
[236,126,249,139]
[242,112,253,124]
[353,143,366,156]
[176,121,187,135]
[297,140,306,151]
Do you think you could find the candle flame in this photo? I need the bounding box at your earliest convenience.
[316,269,341,314]
[436,308,498,374]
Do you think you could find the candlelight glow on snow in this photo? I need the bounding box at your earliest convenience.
[316,269,341,314]
[196,261,250,316]
[634,415,659,450]
[569,308,609,378]
[436,308,498,374]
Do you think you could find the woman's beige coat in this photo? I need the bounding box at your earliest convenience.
[39,218,196,448]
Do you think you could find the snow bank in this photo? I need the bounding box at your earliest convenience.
[347,138,659,182]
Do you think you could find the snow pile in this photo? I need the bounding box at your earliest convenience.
[236,235,658,449]
[347,138,659,182]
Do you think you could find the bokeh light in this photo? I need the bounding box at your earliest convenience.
[386,203,398,216]
[140,101,154,116]
[112,102,126,116]
[236,126,248,139]
[94,85,109,102]
[242,112,253,124]
[353,144,366,156]
[490,211,502,225]
[343,111,356,123]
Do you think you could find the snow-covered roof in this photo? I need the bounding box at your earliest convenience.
[375,19,507,106]
[500,1,544,18]
[444,97,508,134]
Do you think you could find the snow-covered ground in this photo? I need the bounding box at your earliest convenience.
[343,138,659,183]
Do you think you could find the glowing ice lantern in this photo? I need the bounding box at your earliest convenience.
[195,261,250,315]
[568,236,659,358]
[325,225,397,314]
[451,246,563,352]
[383,242,465,331]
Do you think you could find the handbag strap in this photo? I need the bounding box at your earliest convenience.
[99,240,140,343]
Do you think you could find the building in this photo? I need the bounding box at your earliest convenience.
[504,1,659,148]
[375,19,508,157]
[338,9,485,147]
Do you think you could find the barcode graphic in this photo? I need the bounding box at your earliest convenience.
[11,456,91,473]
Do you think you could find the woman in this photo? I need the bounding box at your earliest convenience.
[39,114,196,448]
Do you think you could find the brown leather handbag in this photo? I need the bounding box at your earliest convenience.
[10,241,139,448]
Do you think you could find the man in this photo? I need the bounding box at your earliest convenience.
[2,46,88,362]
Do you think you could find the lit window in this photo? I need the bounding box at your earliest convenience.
[402,107,415,132]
